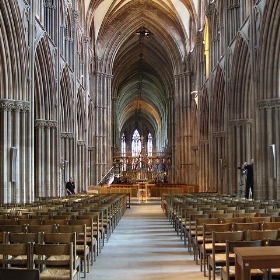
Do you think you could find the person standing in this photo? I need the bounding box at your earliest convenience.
[242,160,254,199]
[66,177,75,195]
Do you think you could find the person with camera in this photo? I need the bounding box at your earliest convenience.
[242,159,254,199]
[66,177,75,195]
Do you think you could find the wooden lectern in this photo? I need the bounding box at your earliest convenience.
[137,183,148,203]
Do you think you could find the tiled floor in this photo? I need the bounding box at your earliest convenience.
[87,200,220,280]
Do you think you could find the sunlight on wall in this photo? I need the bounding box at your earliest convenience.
[203,17,210,78]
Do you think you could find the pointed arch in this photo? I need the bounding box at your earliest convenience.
[34,35,56,120]
[60,66,74,132]
[211,66,226,132]
[229,34,252,120]
[34,35,58,198]
[0,0,29,203]
[0,0,28,99]
[77,87,86,140]
[199,87,210,191]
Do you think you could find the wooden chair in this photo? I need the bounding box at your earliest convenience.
[175,205,194,239]
[91,205,112,242]
[0,242,33,269]
[0,268,39,280]
[32,243,79,280]
[57,224,90,278]
[185,213,209,251]
[69,218,98,264]
[267,239,280,279]
[191,217,218,264]
[39,232,80,274]
[220,240,264,280]
[208,231,245,280]
[77,213,101,256]
[200,223,232,276]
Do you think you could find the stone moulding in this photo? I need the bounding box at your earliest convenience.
[257,98,280,109]
[229,119,252,127]
[77,140,86,146]
[212,131,227,138]
[61,132,74,138]
[0,99,30,112]
[35,119,57,128]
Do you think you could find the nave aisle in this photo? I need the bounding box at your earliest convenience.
[89,201,217,280]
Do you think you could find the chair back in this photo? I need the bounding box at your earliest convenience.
[8,232,40,243]
[0,268,39,280]
[262,221,280,230]
[232,222,262,231]
[0,225,25,233]
[246,229,279,242]
[26,225,57,233]
[223,239,263,280]
[42,219,69,226]
[0,242,32,269]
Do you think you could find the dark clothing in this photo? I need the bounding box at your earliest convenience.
[66,181,75,195]
[244,164,253,199]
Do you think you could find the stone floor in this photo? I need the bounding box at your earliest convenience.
[87,199,221,280]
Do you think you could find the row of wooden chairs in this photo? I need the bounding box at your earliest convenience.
[210,232,280,280]
[201,227,280,280]
[0,193,128,278]
[0,237,78,280]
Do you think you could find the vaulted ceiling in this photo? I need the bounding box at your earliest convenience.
[85,0,204,150]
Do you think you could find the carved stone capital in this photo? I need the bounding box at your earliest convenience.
[229,119,252,127]
[212,131,227,138]
[35,119,57,129]
[200,139,209,144]
[228,1,240,9]
[257,98,280,110]
[77,140,86,146]
[0,99,30,112]
[61,132,74,138]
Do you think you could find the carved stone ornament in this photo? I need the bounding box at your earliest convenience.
[200,139,209,144]
[229,119,252,127]
[61,132,74,138]
[35,119,57,129]
[212,131,227,138]
[257,98,280,110]
[0,99,30,112]
[77,140,86,146]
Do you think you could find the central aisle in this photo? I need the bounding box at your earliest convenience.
[89,201,220,280]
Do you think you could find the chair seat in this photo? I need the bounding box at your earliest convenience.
[221,266,264,277]
[40,268,78,279]
[211,252,234,263]
[272,268,280,274]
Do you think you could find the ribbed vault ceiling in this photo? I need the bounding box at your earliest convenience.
[86,0,199,149]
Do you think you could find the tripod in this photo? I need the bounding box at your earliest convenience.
[238,169,246,198]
